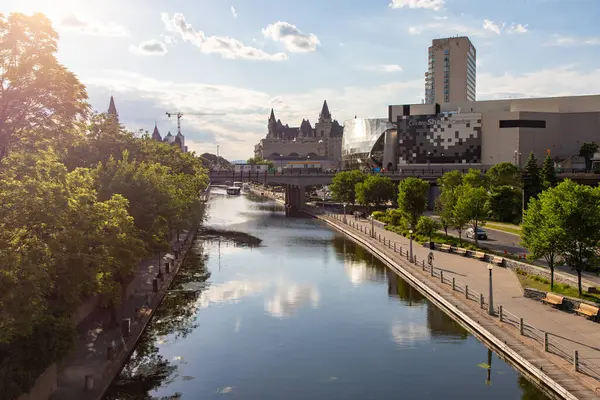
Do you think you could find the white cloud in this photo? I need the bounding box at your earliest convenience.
[433,15,448,20]
[482,19,502,35]
[408,22,484,36]
[545,34,600,46]
[59,13,128,37]
[340,42,345,47]
[265,285,320,318]
[507,23,528,33]
[161,13,287,61]
[230,6,238,18]
[359,64,403,73]
[389,0,445,11]
[262,21,320,53]
[129,39,168,56]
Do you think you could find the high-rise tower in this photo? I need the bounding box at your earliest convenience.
[425,36,476,104]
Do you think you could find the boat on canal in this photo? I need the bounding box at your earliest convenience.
[226,186,241,195]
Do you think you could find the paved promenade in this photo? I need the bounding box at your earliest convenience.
[311,210,600,399]
[52,228,196,400]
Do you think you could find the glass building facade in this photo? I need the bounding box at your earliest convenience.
[342,118,396,170]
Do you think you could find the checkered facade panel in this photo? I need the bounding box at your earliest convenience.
[395,113,482,165]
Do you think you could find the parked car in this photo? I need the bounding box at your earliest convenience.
[465,227,488,240]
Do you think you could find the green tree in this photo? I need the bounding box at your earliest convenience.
[454,185,490,247]
[435,190,456,236]
[522,152,542,210]
[521,196,564,290]
[246,156,275,169]
[355,175,395,209]
[548,180,600,295]
[416,216,441,243]
[485,162,521,188]
[397,177,429,229]
[330,170,366,205]
[488,186,522,223]
[437,169,463,191]
[540,154,557,190]
[579,141,599,171]
[0,13,89,160]
[463,168,486,188]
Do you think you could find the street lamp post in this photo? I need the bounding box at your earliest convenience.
[409,229,414,262]
[343,203,347,224]
[371,214,375,238]
[427,152,431,171]
[487,263,494,315]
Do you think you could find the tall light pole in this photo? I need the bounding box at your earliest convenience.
[343,203,347,224]
[371,214,375,238]
[487,263,494,315]
[409,229,414,262]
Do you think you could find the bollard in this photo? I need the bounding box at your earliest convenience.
[499,305,503,322]
[573,350,579,372]
[430,264,434,277]
[440,270,444,283]
[465,285,469,299]
[85,374,94,391]
[134,307,140,319]
[394,243,396,252]
[165,262,170,274]
[107,343,115,360]
[406,252,409,260]
[152,278,159,293]
[452,277,455,291]
[422,260,425,268]
[544,333,549,352]
[121,318,131,338]
[480,294,484,309]
[519,318,524,335]
[422,261,426,271]
[158,268,164,282]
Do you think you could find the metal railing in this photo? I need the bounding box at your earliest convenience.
[322,209,600,381]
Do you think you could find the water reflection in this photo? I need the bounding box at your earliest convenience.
[105,192,550,400]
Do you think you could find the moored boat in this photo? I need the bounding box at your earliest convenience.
[226,186,241,195]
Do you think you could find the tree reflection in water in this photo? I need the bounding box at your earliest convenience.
[105,229,262,400]
[518,376,551,400]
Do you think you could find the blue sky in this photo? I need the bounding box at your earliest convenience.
[4,0,600,159]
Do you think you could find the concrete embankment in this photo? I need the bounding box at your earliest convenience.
[306,209,600,400]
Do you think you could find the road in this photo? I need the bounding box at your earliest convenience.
[444,226,526,256]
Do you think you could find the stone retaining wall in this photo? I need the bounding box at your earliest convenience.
[505,259,596,292]
[524,288,599,321]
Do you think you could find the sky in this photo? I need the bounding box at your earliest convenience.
[3,0,600,160]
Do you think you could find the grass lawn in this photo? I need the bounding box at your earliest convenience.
[485,222,522,236]
[385,225,486,252]
[514,268,600,304]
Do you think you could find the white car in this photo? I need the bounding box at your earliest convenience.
[465,227,488,240]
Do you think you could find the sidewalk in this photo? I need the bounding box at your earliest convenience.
[315,210,600,395]
[52,228,196,400]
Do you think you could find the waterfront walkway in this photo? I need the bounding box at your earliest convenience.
[52,228,196,400]
[310,210,600,399]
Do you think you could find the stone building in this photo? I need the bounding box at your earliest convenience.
[254,100,344,167]
[151,124,188,152]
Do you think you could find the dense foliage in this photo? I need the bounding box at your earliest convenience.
[522,180,600,295]
[0,13,208,399]
[330,170,366,204]
[396,177,429,229]
[355,175,395,208]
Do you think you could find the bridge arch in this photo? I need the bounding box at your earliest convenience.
[288,152,299,157]
[307,152,318,158]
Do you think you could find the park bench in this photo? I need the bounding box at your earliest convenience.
[492,256,504,266]
[472,251,486,260]
[136,306,152,320]
[575,303,600,320]
[440,244,452,252]
[541,293,564,308]
[455,247,467,256]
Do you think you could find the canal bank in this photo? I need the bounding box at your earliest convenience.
[51,222,201,400]
[305,208,600,400]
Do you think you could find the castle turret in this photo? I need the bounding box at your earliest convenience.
[107,96,119,123]
[176,132,185,151]
[318,100,331,123]
[165,131,174,144]
[152,123,162,141]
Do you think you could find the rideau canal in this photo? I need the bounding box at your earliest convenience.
[105,187,549,400]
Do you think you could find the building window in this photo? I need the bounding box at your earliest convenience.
[499,120,546,128]
[444,49,449,55]
[321,130,324,136]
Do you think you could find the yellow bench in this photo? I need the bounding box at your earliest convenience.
[440,244,452,252]
[492,256,504,266]
[455,247,467,256]
[575,303,599,319]
[541,293,564,307]
[472,251,486,260]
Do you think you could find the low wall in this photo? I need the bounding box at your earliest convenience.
[16,363,57,400]
[524,288,600,321]
[504,259,597,293]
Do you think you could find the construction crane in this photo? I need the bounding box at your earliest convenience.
[166,111,225,135]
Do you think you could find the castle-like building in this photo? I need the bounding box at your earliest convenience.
[254,100,343,166]
[106,96,187,152]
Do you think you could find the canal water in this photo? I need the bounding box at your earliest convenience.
[104,188,548,400]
